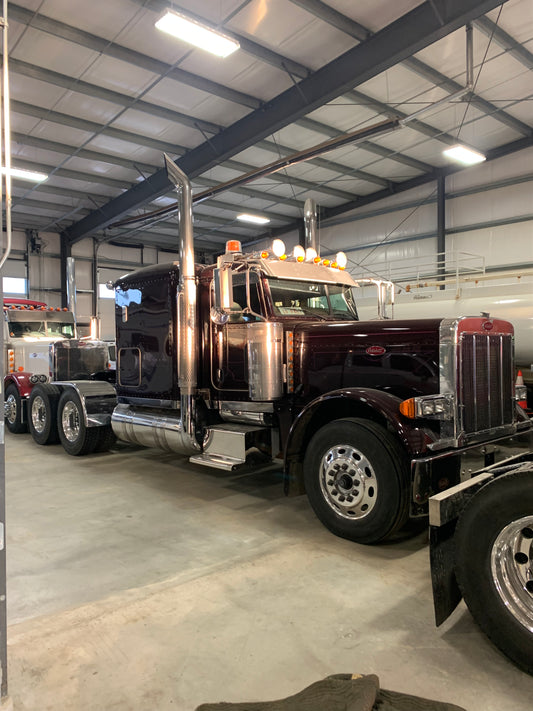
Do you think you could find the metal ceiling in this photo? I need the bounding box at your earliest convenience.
[5,0,533,254]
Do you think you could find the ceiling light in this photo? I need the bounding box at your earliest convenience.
[442,144,486,166]
[236,214,270,225]
[1,167,48,182]
[155,10,239,58]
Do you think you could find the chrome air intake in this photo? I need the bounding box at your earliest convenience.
[111,403,200,454]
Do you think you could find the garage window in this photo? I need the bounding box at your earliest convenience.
[3,276,27,295]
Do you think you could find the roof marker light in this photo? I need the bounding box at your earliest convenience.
[305,247,317,262]
[272,239,285,257]
[323,259,330,267]
[293,245,305,262]
[261,251,269,259]
[314,256,321,264]
[336,252,348,269]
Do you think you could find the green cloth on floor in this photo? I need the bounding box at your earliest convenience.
[195,673,467,711]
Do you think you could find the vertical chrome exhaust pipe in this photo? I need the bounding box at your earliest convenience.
[304,198,318,253]
[66,256,77,326]
[164,154,200,453]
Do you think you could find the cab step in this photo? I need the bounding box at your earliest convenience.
[189,423,269,471]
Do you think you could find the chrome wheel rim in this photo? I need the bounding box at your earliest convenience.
[5,394,17,424]
[62,401,81,443]
[30,395,46,434]
[491,515,533,633]
[319,443,378,520]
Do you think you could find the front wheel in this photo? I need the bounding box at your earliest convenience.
[303,418,409,544]
[4,384,27,434]
[57,390,100,456]
[454,468,533,674]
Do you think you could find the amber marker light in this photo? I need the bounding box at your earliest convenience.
[399,398,416,418]
[261,251,269,259]
[314,256,321,264]
[279,254,287,260]
[322,259,330,266]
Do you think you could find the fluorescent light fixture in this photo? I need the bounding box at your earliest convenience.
[1,166,48,182]
[155,10,239,58]
[442,144,486,166]
[236,213,270,225]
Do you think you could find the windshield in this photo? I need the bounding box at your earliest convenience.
[8,321,75,339]
[267,278,358,320]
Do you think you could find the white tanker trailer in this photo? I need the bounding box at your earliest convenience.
[355,272,533,394]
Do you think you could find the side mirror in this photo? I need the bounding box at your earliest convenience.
[213,266,233,311]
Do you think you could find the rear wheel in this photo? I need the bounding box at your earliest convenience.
[303,418,409,544]
[28,384,60,444]
[454,468,533,674]
[4,384,27,434]
[57,390,99,456]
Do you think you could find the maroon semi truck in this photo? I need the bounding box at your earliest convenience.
[18,155,533,672]
[22,155,531,546]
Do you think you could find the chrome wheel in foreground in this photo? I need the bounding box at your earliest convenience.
[491,515,533,633]
[320,443,378,520]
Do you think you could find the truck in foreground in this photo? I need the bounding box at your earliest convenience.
[6,155,533,672]
[12,155,530,542]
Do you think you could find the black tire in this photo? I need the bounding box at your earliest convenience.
[57,390,100,456]
[93,424,117,453]
[454,468,533,675]
[4,384,28,434]
[303,418,410,544]
[28,384,60,444]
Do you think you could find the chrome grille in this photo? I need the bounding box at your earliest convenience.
[459,333,513,434]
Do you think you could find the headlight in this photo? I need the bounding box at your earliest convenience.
[400,394,453,420]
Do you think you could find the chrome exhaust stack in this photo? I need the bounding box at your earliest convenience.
[112,155,201,455]
[164,153,200,453]
[304,198,318,253]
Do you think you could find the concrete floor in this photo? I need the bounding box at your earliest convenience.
[4,431,533,711]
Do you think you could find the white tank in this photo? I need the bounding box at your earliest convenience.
[356,279,533,380]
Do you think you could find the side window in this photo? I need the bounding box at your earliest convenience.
[231,275,263,321]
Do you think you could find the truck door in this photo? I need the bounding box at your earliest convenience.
[211,273,263,394]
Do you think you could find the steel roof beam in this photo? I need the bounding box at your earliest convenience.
[474,15,533,70]
[66,0,505,243]
[290,0,530,136]
[11,62,379,199]
[11,133,294,222]
[9,4,261,110]
[12,101,305,208]
[256,133,533,240]
[10,4,428,181]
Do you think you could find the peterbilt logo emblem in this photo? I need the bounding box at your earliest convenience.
[482,320,494,331]
[366,345,386,356]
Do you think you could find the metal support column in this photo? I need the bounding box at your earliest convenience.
[0,1,13,706]
[437,176,446,289]
[60,235,72,309]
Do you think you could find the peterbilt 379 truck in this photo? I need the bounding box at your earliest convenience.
[17,156,531,545]
[10,155,533,674]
